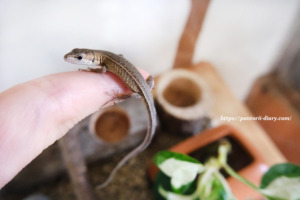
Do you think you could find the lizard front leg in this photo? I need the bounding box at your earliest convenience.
[79,66,107,73]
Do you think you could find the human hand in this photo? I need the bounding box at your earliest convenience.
[0,69,149,188]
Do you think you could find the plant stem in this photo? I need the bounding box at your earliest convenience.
[222,163,259,191]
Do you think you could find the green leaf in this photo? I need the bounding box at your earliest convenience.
[154,171,198,200]
[154,151,200,166]
[207,177,227,200]
[261,163,300,188]
[158,186,199,200]
[158,158,203,191]
[259,163,300,200]
[171,177,197,194]
[207,172,236,200]
[154,151,204,192]
[154,171,171,200]
[260,176,300,200]
[197,164,235,200]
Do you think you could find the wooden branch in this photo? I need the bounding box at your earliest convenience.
[273,11,300,91]
[173,0,210,68]
[59,126,97,200]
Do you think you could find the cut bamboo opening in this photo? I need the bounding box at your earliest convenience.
[89,107,130,144]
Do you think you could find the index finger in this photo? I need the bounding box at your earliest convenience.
[0,69,149,188]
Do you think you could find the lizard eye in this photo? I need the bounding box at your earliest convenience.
[77,56,83,60]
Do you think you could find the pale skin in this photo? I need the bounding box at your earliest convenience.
[0,69,149,189]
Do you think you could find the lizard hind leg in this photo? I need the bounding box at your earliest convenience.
[101,89,142,108]
[110,90,141,105]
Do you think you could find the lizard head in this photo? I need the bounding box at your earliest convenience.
[64,48,99,65]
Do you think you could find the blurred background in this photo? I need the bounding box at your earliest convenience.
[1,0,300,199]
[0,0,299,99]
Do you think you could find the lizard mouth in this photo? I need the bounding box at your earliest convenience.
[63,53,71,61]
[64,54,78,64]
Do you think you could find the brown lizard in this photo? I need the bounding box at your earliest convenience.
[64,49,157,188]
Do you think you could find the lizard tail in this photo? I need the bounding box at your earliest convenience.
[96,99,156,189]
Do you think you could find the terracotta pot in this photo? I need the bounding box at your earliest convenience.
[149,125,269,199]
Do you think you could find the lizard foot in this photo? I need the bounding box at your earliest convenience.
[146,75,155,90]
[104,89,141,107]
